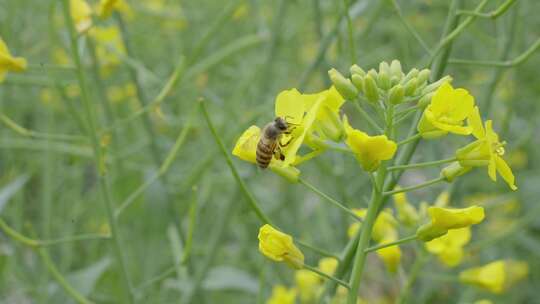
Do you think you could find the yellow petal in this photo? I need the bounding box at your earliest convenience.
[266,285,297,304]
[468,106,485,139]
[258,224,304,269]
[495,156,517,191]
[318,257,339,276]
[459,261,506,294]
[232,125,260,164]
[295,270,320,303]
[275,88,305,125]
[429,205,485,230]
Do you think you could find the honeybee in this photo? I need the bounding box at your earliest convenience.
[256,117,295,169]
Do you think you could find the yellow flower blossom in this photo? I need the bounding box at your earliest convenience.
[303,86,346,142]
[416,205,485,241]
[474,300,493,304]
[70,0,93,34]
[459,260,528,294]
[343,116,397,172]
[348,209,401,272]
[97,0,132,19]
[258,224,304,269]
[0,37,27,82]
[266,285,297,304]
[89,26,126,68]
[318,257,339,276]
[295,270,320,303]
[393,191,419,227]
[425,227,471,267]
[418,82,475,138]
[456,107,517,190]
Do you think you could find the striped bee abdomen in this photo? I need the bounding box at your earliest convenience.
[256,138,277,169]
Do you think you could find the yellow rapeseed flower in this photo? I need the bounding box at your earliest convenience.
[89,26,126,68]
[393,191,419,227]
[425,227,471,267]
[456,106,517,190]
[97,0,132,19]
[258,224,304,269]
[416,205,485,241]
[266,285,297,304]
[418,82,474,138]
[303,86,346,142]
[343,116,397,172]
[318,257,339,276]
[0,37,27,83]
[459,260,528,294]
[295,270,320,303]
[70,0,93,34]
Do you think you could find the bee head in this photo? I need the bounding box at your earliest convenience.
[274,117,288,131]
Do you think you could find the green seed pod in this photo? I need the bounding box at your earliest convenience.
[422,75,453,95]
[401,68,419,84]
[350,64,366,77]
[389,84,405,105]
[441,162,472,182]
[390,60,403,80]
[328,68,358,100]
[403,78,418,96]
[351,74,364,93]
[418,92,434,107]
[363,74,379,103]
[417,69,431,85]
[378,71,391,90]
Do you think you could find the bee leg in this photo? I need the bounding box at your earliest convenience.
[279,137,293,147]
[274,147,285,161]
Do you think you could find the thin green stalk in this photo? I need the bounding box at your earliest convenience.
[383,177,445,196]
[135,264,178,292]
[397,133,421,146]
[352,100,384,133]
[182,189,198,264]
[0,113,86,142]
[296,239,341,260]
[457,0,517,19]
[299,178,362,222]
[60,1,133,302]
[396,250,428,304]
[343,0,357,64]
[364,235,416,253]
[303,263,350,289]
[200,99,272,224]
[388,0,431,55]
[387,157,456,171]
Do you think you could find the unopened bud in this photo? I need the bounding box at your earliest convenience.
[388,84,405,105]
[379,61,390,75]
[390,60,403,80]
[378,71,391,90]
[401,68,419,84]
[363,74,379,103]
[328,68,358,100]
[403,78,418,96]
[417,69,431,86]
[441,162,472,182]
[422,75,453,95]
[350,64,366,77]
[390,76,400,87]
[351,74,364,93]
[418,92,434,107]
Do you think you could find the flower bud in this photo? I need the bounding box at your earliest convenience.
[403,78,418,96]
[379,61,390,75]
[416,223,448,242]
[422,75,453,95]
[367,69,378,80]
[401,68,419,84]
[328,68,358,100]
[351,74,364,93]
[388,84,405,105]
[390,60,403,80]
[350,64,366,77]
[378,71,391,90]
[417,69,431,86]
[318,106,345,142]
[363,74,379,103]
[418,92,434,107]
[441,162,472,182]
[390,76,400,87]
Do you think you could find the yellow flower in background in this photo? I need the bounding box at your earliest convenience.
[377,235,402,273]
[0,37,27,82]
[295,270,320,303]
[474,300,493,304]
[456,107,517,191]
[343,116,397,172]
[393,191,419,227]
[258,224,304,269]
[97,0,133,19]
[318,257,339,276]
[70,0,93,34]
[459,260,528,294]
[89,26,126,68]
[425,227,471,267]
[418,82,474,138]
[416,205,485,241]
[266,285,297,304]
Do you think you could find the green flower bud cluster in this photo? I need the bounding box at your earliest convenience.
[329,60,452,107]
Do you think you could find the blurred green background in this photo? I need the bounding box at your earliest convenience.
[0,0,539,303]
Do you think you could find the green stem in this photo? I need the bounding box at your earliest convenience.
[388,0,431,55]
[456,0,517,19]
[199,99,272,224]
[299,178,362,222]
[364,235,417,253]
[0,113,86,142]
[61,1,133,302]
[343,0,357,64]
[383,177,445,196]
[303,263,350,289]
[352,100,384,133]
[387,157,456,171]
[396,251,428,304]
[397,133,421,146]
[296,239,341,260]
